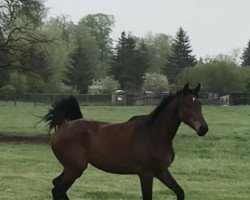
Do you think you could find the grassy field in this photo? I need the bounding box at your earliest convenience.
[0,102,154,136]
[0,103,250,199]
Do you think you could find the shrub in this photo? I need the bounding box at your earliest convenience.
[0,85,16,98]
[142,72,169,92]
[89,76,120,94]
[9,72,27,95]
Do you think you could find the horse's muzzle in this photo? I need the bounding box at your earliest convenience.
[197,125,208,136]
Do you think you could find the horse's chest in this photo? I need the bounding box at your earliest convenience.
[149,145,175,169]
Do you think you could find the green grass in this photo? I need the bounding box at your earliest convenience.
[0,103,250,199]
[0,102,153,136]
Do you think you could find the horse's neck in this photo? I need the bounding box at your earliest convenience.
[151,100,181,143]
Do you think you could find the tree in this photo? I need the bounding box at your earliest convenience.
[241,68,250,92]
[0,24,10,86]
[26,73,46,93]
[177,61,245,94]
[134,39,151,90]
[43,16,76,93]
[0,67,9,88]
[9,71,27,95]
[111,32,150,91]
[63,16,111,94]
[213,53,240,65]
[241,40,250,67]
[75,18,103,79]
[111,31,127,85]
[144,32,172,73]
[0,28,9,68]
[79,14,115,77]
[63,46,93,93]
[164,27,196,84]
[0,0,52,69]
[18,45,51,80]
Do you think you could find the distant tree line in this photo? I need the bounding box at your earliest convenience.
[1,0,250,97]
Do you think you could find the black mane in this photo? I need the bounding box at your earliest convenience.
[148,87,198,122]
[127,84,200,124]
[126,93,178,123]
[149,93,177,122]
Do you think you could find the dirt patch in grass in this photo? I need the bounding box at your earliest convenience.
[0,134,50,144]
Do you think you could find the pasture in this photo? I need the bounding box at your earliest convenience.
[0,103,250,199]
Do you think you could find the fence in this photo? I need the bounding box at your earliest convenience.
[229,92,250,105]
[0,92,250,106]
[0,93,112,106]
[0,92,169,106]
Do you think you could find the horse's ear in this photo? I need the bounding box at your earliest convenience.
[193,83,201,96]
[182,83,189,95]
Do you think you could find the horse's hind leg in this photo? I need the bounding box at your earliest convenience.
[52,166,86,200]
[52,173,63,186]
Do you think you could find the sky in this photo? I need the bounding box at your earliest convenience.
[45,0,250,58]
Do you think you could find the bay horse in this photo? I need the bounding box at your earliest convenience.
[43,83,208,200]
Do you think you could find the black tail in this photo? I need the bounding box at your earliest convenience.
[43,96,83,132]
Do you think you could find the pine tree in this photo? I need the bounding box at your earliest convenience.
[111,31,128,86]
[241,40,250,67]
[111,32,149,91]
[63,46,93,93]
[134,40,151,90]
[164,27,196,84]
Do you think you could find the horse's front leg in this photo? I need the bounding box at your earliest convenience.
[139,175,153,200]
[156,169,184,200]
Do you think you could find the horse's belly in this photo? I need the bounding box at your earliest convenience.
[89,161,138,174]
[88,146,143,174]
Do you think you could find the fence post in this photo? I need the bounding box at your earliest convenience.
[247,92,249,105]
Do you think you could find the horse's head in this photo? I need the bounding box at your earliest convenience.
[178,83,208,136]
